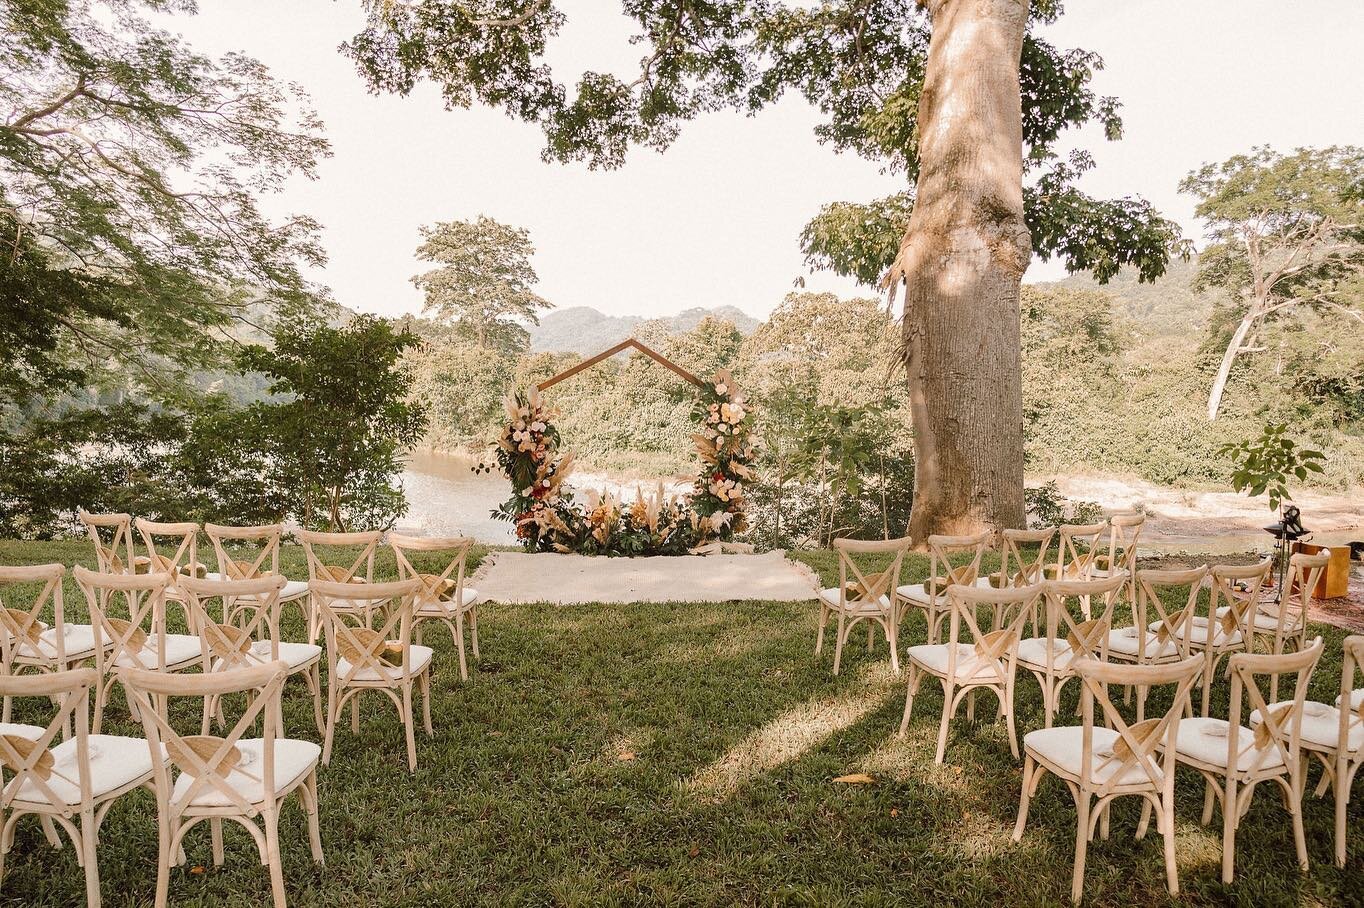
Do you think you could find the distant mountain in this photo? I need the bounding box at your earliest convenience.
[528,305,761,354]
[1031,257,1216,338]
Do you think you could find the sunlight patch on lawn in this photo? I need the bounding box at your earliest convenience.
[682,663,897,801]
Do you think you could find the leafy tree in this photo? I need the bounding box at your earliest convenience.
[1182,146,1364,420]
[240,316,428,531]
[0,0,330,405]
[1219,423,1326,513]
[343,0,1184,538]
[412,216,552,352]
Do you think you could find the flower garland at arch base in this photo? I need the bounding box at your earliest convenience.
[491,370,756,556]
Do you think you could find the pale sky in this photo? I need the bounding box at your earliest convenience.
[166,0,1364,320]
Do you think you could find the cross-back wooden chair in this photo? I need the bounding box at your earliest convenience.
[0,667,159,908]
[1319,635,1364,867]
[388,533,481,681]
[121,660,322,908]
[0,564,103,723]
[299,529,381,645]
[900,582,1042,763]
[311,578,431,772]
[895,532,990,644]
[1093,513,1144,603]
[204,523,309,634]
[135,519,206,633]
[73,566,200,734]
[1106,566,1208,722]
[1047,521,1109,590]
[1182,559,1273,716]
[78,510,139,577]
[990,528,1055,589]
[1253,551,1328,701]
[1171,638,1324,884]
[1017,574,1126,728]
[180,575,325,737]
[816,537,911,676]
[1013,654,1203,904]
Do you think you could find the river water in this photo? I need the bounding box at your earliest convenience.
[398,450,1361,555]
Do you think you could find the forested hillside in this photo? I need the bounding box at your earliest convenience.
[528,305,761,353]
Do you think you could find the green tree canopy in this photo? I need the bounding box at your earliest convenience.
[412,215,552,352]
[0,0,331,405]
[1182,146,1364,419]
[345,1,1180,286]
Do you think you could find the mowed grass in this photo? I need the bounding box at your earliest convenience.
[0,539,1360,906]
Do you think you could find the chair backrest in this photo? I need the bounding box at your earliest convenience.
[1051,521,1108,580]
[121,660,287,816]
[73,565,178,671]
[995,528,1054,588]
[833,536,911,609]
[1282,551,1330,634]
[922,532,990,601]
[0,668,98,812]
[1338,635,1364,757]
[311,578,422,683]
[943,582,1043,684]
[1209,559,1273,639]
[1097,513,1144,579]
[1073,654,1203,798]
[79,509,137,575]
[179,575,287,670]
[300,529,380,584]
[388,533,474,615]
[135,518,204,583]
[204,523,284,582]
[1225,638,1325,775]
[1038,574,1127,669]
[0,564,66,669]
[1133,566,1210,660]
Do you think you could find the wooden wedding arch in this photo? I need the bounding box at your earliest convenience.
[536,338,708,392]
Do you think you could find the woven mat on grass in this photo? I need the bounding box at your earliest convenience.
[470,550,821,605]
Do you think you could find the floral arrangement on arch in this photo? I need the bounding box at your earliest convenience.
[490,370,757,556]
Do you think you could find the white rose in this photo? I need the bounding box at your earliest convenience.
[715,383,728,395]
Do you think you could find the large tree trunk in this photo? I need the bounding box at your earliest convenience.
[1206,304,1259,421]
[885,0,1031,541]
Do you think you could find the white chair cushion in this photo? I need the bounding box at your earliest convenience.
[907,643,1006,681]
[112,633,201,669]
[1250,701,1364,752]
[1152,616,1243,648]
[895,584,936,606]
[416,587,481,615]
[212,641,322,672]
[279,580,308,601]
[12,623,102,662]
[171,738,320,807]
[0,722,45,741]
[14,734,156,804]
[1214,605,1302,633]
[1336,688,1364,712]
[817,588,891,612]
[337,644,434,681]
[1016,636,1076,671]
[1173,717,1286,772]
[1106,626,1181,659]
[1024,726,1162,786]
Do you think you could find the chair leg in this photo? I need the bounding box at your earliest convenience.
[832,613,847,676]
[211,818,225,866]
[80,808,101,908]
[421,671,433,736]
[1221,776,1238,884]
[402,682,418,772]
[322,688,339,766]
[814,605,827,656]
[899,667,919,737]
[262,808,287,908]
[1162,797,1179,896]
[303,772,324,864]
[307,665,325,735]
[1003,683,1019,760]
[1288,774,1309,872]
[351,693,361,734]
[1072,791,1091,904]
[1336,755,1351,868]
[155,815,172,908]
[469,607,480,660]
[1013,756,1037,841]
[39,815,62,849]
[934,683,954,765]
[886,619,899,674]
[455,611,469,681]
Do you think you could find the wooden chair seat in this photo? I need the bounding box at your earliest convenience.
[1172,717,1287,771]
[336,644,434,682]
[1024,725,1168,788]
[111,633,202,671]
[1250,700,1364,752]
[906,643,1005,681]
[168,738,320,808]
[11,734,158,805]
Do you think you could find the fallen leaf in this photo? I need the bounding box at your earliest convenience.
[618,752,636,761]
[488,731,503,737]
[890,808,899,817]
[190,866,206,875]
[688,845,700,858]
[832,773,875,784]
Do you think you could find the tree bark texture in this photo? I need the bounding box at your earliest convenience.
[886,0,1031,541]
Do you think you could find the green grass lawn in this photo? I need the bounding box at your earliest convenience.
[0,540,1360,906]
